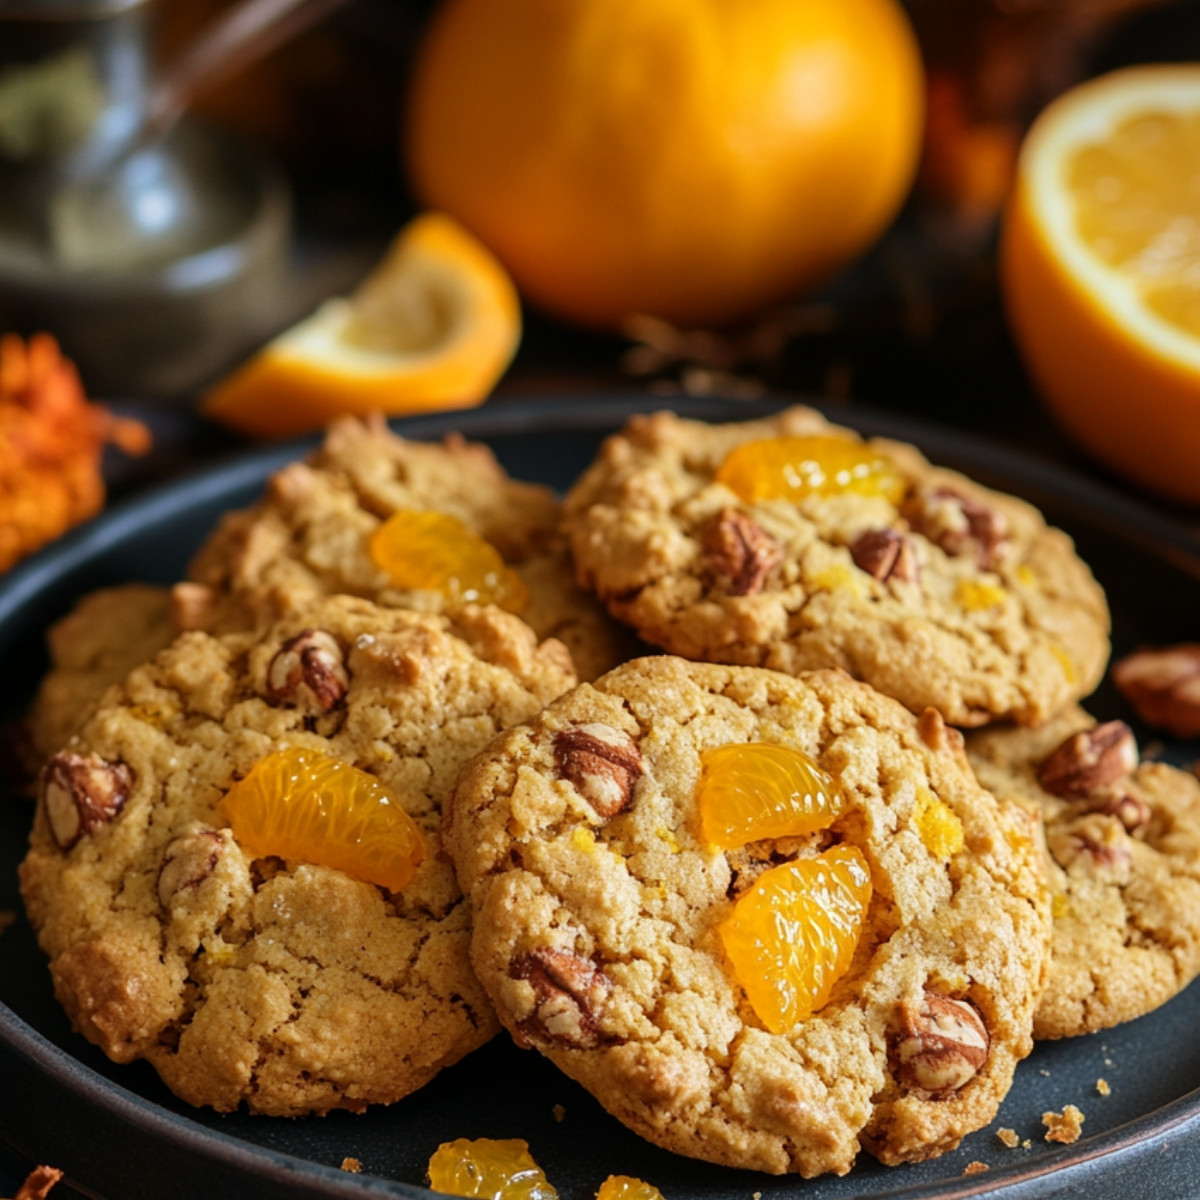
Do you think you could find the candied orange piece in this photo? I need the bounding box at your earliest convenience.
[698,743,843,849]
[427,1138,558,1200]
[220,746,425,892]
[912,786,964,859]
[596,1178,664,1200]
[368,508,528,613]
[715,435,906,505]
[720,844,872,1031]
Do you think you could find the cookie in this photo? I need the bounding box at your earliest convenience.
[445,656,1050,1176]
[19,595,576,1115]
[186,415,636,681]
[26,584,178,763]
[966,705,1200,1039]
[562,407,1109,726]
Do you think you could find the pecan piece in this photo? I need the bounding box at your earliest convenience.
[1046,814,1132,884]
[511,947,611,1047]
[266,629,349,712]
[702,507,782,596]
[894,991,990,1098]
[553,723,642,819]
[158,830,223,907]
[1112,645,1200,739]
[42,753,133,850]
[1037,721,1137,798]
[850,528,917,584]
[905,486,1010,570]
[1089,790,1151,832]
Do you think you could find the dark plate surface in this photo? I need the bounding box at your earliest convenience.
[3,395,1200,1200]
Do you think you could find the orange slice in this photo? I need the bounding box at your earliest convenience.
[220,746,425,892]
[202,212,521,439]
[697,743,843,849]
[719,843,872,1031]
[1000,66,1200,502]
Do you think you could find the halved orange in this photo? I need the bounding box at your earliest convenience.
[1000,66,1200,503]
[202,212,521,439]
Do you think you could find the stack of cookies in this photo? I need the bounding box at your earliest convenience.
[18,406,1200,1178]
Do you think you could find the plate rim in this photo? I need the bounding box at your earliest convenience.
[4,391,1200,1200]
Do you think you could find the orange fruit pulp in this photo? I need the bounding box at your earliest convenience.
[1001,65,1200,503]
[720,844,872,1032]
[220,746,425,893]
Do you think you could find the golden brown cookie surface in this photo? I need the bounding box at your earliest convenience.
[967,705,1200,1039]
[446,656,1050,1176]
[20,595,575,1115]
[562,407,1109,726]
[187,415,636,681]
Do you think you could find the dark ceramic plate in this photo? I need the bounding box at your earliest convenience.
[3,396,1200,1200]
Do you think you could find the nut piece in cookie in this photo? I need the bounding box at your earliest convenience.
[19,595,577,1116]
[562,406,1110,727]
[446,656,1050,1177]
[1112,644,1200,739]
[967,704,1200,1039]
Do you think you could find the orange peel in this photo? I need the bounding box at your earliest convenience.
[202,212,521,439]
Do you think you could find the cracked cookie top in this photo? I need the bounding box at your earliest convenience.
[967,705,1200,1039]
[445,656,1050,1177]
[562,407,1110,726]
[19,595,576,1116]
[185,414,637,682]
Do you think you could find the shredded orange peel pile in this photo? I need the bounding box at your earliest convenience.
[0,332,151,574]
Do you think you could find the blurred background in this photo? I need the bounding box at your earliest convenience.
[1,0,1200,530]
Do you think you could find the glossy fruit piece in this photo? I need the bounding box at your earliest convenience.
[201,212,521,439]
[698,743,843,849]
[1000,65,1200,502]
[716,436,907,505]
[368,509,529,613]
[912,787,964,860]
[220,747,425,892]
[406,0,923,330]
[595,1178,664,1200]
[720,843,872,1032]
[427,1138,558,1200]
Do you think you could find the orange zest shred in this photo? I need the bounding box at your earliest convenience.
[0,332,150,573]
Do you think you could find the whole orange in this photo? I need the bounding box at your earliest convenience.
[404,0,924,331]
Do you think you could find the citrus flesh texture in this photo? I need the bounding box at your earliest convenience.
[368,509,529,613]
[202,212,521,439]
[719,845,873,1033]
[1001,66,1200,502]
[698,743,843,849]
[406,0,923,330]
[595,1179,665,1200]
[427,1138,558,1200]
[715,435,907,504]
[699,742,870,1031]
[220,747,425,893]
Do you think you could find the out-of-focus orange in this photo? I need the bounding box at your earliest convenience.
[1001,65,1200,504]
[201,212,521,439]
[405,0,924,332]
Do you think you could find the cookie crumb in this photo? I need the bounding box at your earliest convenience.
[1043,1105,1085,1144]
[15,1165,63,1199]
[1022,1139,1032,1150]
[1039,1068,1051,1077]
[341,1158,362,1174]
[996,1128,1020,1148]
[1097,1079,1111,1096]
[752,1192,762,1199]
[552,1104,567,1122]
[1104,1058,1114,1067]
[0,910,14,936]
[963,1161,990,1175]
